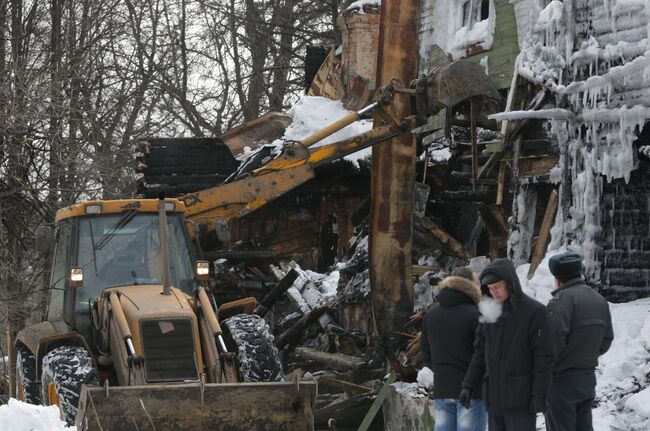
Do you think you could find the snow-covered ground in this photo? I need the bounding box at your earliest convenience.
[0,399,73,430]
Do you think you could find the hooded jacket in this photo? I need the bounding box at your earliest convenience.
[421,276,482,399]
[462,259,554,413]
[547,277,613,376]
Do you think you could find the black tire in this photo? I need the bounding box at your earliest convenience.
[41,346,97,426]
[222,314,283,382]
[15,344,40,404]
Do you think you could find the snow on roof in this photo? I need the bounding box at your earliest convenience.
[274,95,374,167]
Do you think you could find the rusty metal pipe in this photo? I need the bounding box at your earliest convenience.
[369,0,419,338]
[300,102,379,147]
[197,286,228,353]
[109,293,136,357]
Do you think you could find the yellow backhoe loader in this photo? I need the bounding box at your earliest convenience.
[10,59,498,431]
[16,198,314,430]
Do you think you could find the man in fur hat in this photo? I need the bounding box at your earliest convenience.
[545,252,613,431]
[421,270,487,431]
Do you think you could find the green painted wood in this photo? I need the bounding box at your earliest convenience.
[464,0,520,89]
[357,373,397,431]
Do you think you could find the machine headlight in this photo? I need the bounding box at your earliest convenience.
[69,267,84,287]
[196,261,210,281]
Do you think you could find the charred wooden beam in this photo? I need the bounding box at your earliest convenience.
[275,306,329,349]
[414,217,472,259]
[528,189,559,278]
[294,347,366,372]
[479,204,510,259]
[254,269,300,317]
[479,204,510,238]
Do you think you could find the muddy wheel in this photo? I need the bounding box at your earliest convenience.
[15,344,40,404]
[222,314,283,382]
[41,346,97,426]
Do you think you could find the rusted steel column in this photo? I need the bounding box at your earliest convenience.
[369,0,419,338]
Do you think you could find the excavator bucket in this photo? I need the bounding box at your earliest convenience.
[75,381,317,431]
[427,60,501,109]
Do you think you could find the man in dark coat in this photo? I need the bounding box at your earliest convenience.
[460,258,554,431]
[421,274,487,431]
[545,252,614,431]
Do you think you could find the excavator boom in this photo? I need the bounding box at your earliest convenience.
[178,59,499,239]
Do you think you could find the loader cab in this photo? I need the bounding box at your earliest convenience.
[46,199,198,342]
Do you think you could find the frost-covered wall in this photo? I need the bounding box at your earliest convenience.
[419,0,496,61]
[418,0,519,89]
[516,0,650,285]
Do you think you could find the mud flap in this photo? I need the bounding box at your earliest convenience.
[75,381,317,431]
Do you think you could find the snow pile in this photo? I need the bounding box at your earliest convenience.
[304,269,340,300]
[275,96,374,167]
[429,147,451,162]
[417,366,434,390]
[0,399,74,431]
[391,381,429,399]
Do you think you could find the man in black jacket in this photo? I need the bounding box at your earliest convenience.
[460,258,554,431]
[545,252,614,431]
[421,274,487,431]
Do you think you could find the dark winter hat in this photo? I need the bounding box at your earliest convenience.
[480,272,503,285]
[549,252,583,279]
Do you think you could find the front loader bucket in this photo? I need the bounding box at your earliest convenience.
[75,381,317,431]
[427,60,501,109]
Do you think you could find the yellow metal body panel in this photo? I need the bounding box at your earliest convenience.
[55,199,185,222]
[182,164,316,234]
[103,285,204,382]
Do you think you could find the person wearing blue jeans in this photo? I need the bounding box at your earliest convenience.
[421,269,487,431]
[433,398,487,431]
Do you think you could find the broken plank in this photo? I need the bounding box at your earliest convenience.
[275,306,329,349]
[415,217,472,259]
[294,347,366,372]
[412,265,440,275]
[479,204,510,238]
[496,161,507,206]
[357,373,397,431]
[317,376,373,395]
[528,189,559,279]
[254,269,300,317]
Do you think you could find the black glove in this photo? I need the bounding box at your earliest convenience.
[459,388,472,409]
[530,395,546,413]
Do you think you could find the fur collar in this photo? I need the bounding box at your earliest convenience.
[438,276,481,304]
